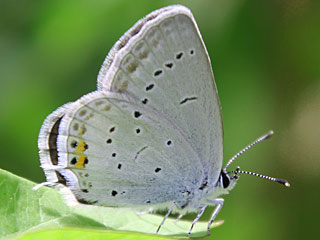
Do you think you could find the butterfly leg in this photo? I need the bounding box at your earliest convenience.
[207,198,224,235]
[156,202,176,234]
[32,181,57,190]
[174,214,184,222]
[187,205,207,237]
[135,207,154,215]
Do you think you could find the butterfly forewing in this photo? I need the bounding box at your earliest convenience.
[98,6,223,185]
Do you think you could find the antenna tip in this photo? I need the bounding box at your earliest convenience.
[265,130,274,139]
[276,178,290,188]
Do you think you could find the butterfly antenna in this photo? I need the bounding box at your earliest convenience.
[223,130,274,171]
[229,167,290,187]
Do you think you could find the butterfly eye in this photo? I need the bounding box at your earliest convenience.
[221,170,230,189]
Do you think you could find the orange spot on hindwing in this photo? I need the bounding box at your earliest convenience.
[76,139,88,153]
[75,155,87,169]
[73,139,88,168]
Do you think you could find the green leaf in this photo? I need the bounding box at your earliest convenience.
[16,228,174,240]
[0,169,223,239]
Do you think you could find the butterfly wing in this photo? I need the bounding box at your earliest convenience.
[38,5,223,210]
[39,91,203,208]
[98,5,223,184]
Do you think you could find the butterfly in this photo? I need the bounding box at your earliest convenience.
[36,5,289,236]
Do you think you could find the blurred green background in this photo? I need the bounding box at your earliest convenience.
[0,0,319,239]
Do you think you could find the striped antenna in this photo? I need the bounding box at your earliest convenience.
[223,130,274,171]
[237,170,290,187]
[229,168,290,187]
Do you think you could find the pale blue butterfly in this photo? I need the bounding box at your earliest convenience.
[36,5,290,236]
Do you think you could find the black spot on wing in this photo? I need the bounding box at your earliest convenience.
[180,97,198,105]
[134,111,142,118]
[176,52,184,60]
[165,62,174,69]
[146,84,154,91]
[154,69,163,77]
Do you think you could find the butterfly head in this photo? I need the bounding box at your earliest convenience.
[217,167,240,193]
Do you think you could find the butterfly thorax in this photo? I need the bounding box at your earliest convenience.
[173,174,217,212]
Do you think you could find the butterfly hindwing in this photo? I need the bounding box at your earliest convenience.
[42,91,203,207]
